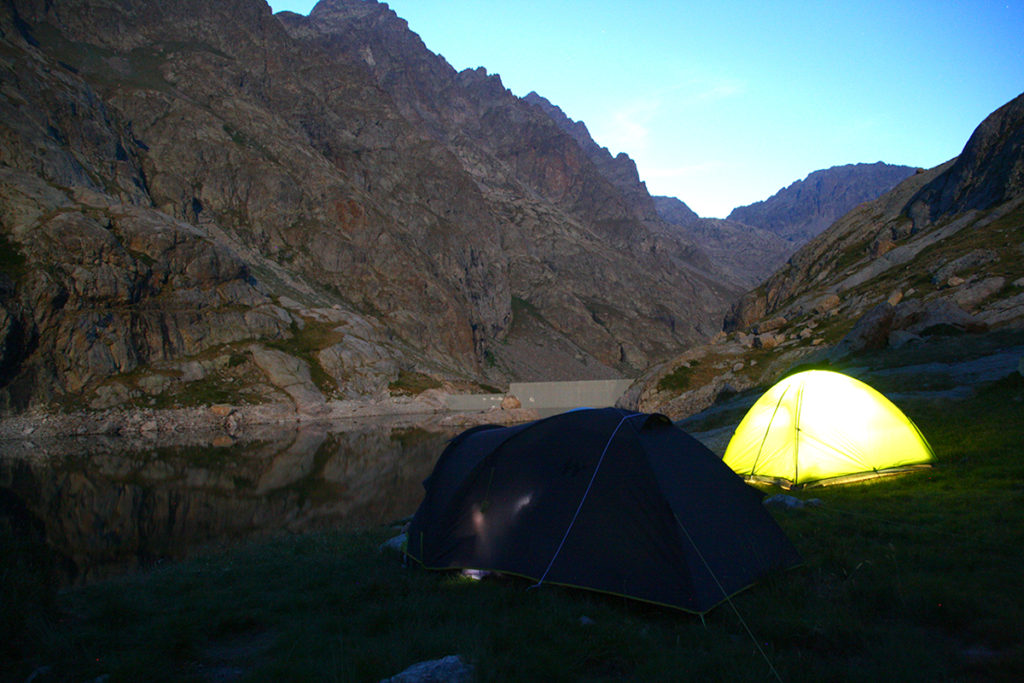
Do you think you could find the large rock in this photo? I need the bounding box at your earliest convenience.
[249,345,326,414]
[317,337,398,400]
[831,298,988,359]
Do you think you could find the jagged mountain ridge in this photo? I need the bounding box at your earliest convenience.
[521,91,919,291]
[653,198,794,290]
[727,162,918,244]
[623,92,1024,419]
[730,94,1024,327]
[648,163,922,292]
[0,0,740,411]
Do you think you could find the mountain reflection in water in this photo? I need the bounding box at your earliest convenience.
[0,417,461,586]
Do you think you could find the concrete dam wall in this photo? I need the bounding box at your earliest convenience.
[446,379,634,412]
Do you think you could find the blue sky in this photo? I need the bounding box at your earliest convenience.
[268,1,1024,218]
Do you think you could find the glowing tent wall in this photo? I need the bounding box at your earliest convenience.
[723,370,934,488]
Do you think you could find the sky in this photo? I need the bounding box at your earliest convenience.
[267,1,1024,218]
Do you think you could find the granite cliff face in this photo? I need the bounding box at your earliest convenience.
[0,0,740,412]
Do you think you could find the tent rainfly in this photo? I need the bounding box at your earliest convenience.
[723,370,934,489]
[405,407,801,614]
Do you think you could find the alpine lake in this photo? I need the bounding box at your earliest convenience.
[0,415,466,587]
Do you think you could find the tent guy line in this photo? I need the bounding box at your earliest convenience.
[529,411,645,590]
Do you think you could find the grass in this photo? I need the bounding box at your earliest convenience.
[388,370,443,396]
[266,320,345,397]
[656,360,699,393]
[5,374,1024,682]
[0,232,27,282]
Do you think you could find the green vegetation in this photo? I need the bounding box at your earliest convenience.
[509,295,549,335]
[388,369,443,396]
[0,232,27,281]
[656,360,700,393]
[267,320,344,397]
[5,374,1024,681]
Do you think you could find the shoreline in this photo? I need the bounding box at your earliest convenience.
[0,393,541,443]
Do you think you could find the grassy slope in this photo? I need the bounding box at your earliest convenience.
[5,374,1023,682]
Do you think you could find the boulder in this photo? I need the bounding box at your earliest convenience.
[833,298,987,359]
[830,302,896,358]
[500,395,521,410]
[814,294,841,315]
[752,316,787,334]
[892,298,988,335]
[753,333,783,350]
[952,277,1005,310]
[249,345,327,414]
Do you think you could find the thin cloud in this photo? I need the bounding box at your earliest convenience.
[692,80,745,102]
[598,98,663,155]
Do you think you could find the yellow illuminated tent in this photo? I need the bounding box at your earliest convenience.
[723,370,934,488]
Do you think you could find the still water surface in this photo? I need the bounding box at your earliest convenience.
[0,416,463,586]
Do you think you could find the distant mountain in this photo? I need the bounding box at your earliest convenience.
[622,92,1024,419]
[652,196,701,227]
[648,164,917,292]
[728,95,1024,330]
[727,162,918,244]
[653,197,793,290]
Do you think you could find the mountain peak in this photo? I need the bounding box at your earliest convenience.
[727,162,918,243]
[907,92,1024,228]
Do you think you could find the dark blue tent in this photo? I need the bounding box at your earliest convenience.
[406,407,801,613]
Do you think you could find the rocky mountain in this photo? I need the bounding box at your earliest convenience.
[727,162,918,244]
[643,163,920,297]
[653,197,793,290]
[0,0,741,413]
[522,92,796,290]
[623,92,1024,420]
[652,195,700,228]
[522,91,660,221]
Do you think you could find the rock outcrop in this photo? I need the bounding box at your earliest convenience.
[906,94,1024,228]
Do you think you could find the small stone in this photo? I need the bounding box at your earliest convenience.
[501,395,521,410]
